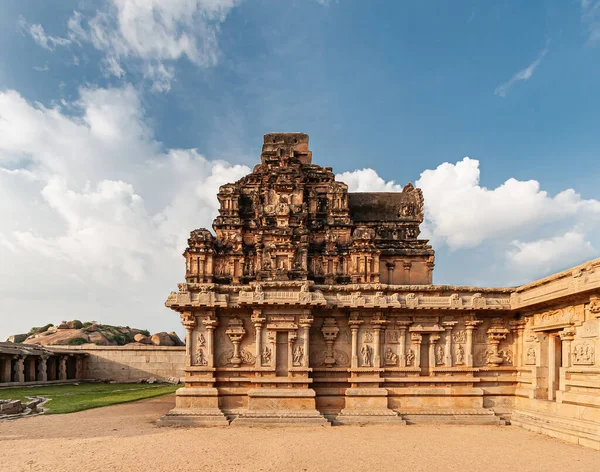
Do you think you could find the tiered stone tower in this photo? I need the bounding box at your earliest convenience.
[161,132,516,427]
[183,132,434,287]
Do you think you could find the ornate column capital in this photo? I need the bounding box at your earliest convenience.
[181,312,197,329]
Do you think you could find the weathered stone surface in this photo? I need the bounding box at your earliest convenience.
[155,133,600,448]
[133,333,153,344]
[6,334,27,343]
[151,332,175,346]
[168,332,185,346]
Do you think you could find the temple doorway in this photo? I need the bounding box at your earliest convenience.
[547,333,562,401]
[276,332,288,377]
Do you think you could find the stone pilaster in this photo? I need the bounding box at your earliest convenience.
[251,309,266,367]
[410,333,422,369]
[429,334,440,373]
[299,311,313,367]
[58,356,68,380]
[202,313,218,368]
[465,319,482,367]
[397,320,411,367]
[349,312,363,369]
[37,356,48,382]
[442,321,457,367]
[181,312,197,367]
[14,355,25,383]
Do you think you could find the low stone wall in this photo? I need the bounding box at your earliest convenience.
[50,345,185,382]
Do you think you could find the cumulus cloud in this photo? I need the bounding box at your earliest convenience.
[494,46,547,97]
[336,158,600,284]
[66,0,241,89]
[336,168,403,192]
[507,232,596,279]
[415,157,600,249]
[0,85,250,339]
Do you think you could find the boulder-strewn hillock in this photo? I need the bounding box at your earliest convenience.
[6,321,185,347]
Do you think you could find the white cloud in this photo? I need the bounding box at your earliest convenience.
[0,85,250,339]
[335,158,600,284]
[507,231,596,279]
[581,0,600,43]
[66,0,242,89]
[18,16,71,51]
[494,47,547,97]
[336,168,403,192]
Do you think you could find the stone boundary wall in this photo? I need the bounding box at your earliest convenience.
[50,345,185,382]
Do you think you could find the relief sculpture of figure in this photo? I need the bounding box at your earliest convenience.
[361,344,373,367]
[293,345,304,365]
[406,348,415,366]
[526,346,536,365]
[262,346,272,365]
[195,348,208,366]
[455,344,465,365]
[385,347,398,366]
[436,345,445,365]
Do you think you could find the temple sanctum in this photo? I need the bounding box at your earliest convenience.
[161,133,600,448]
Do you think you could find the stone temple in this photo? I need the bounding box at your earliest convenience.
[161,133,600,446]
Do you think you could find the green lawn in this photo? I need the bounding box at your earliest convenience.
[0,383,178,414]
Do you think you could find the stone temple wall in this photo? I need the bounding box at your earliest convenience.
[157,132,600,449]
[51,345,185,382]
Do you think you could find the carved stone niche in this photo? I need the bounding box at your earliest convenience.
[321,318,340,366]
[225,317,246,367]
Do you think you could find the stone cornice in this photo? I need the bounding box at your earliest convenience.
[511,257,600,310]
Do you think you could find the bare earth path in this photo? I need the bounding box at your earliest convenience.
[1,395,598,472]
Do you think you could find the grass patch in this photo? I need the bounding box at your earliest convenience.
[0,383,177,414]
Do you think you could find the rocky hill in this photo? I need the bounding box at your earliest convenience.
[6,320,184,347]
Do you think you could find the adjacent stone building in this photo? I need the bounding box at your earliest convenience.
[161,133,600,449]
[0,343,86,386]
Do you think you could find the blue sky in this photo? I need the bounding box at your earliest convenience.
[1,0,599,339]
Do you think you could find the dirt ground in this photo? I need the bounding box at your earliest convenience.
[0,394,597,472]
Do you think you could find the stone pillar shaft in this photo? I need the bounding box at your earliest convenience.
[350,326,359,368]
[399,327,407,367]
[59,356,67,380]
[14,356,25,383]
[373,327,381,367]
[302,326,310,367]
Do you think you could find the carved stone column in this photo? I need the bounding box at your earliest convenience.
[58,356,67,380]
[181,312,197,367]
[426,258,435,284]
[509,320,526,367]
[349,312,363,368]
[299,311,313,367]
[487,321,509,367]
[37,356,48,382]
[75,356,83,379]
[403,262,412,285]
[397,321,411,367]
[2,357,12,382]
[251,309,266,367]
[226,317,246,367]
[202,314,218,368]
[559,327,576,368]
[410,333,422,369]
[321,318,339,367]
[465,319,482,367]
[386,262,395,285]
[442,321,457,367]
[429,334,440,373]
[287,331,297,371]
[371,312,387,368]
[14,355,25,383]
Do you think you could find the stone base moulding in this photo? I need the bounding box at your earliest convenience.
[336,388,406,425]
[230,388,330,426]
[157,387,229,426]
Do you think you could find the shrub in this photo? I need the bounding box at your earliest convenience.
[140,329,151,337]
[66,337,88,345]
[70,320,83,329]
[27,323,54,337]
